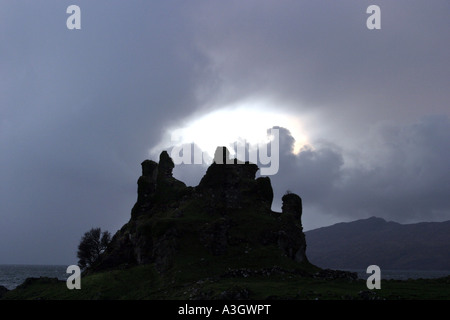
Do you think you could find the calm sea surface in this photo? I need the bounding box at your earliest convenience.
[343,269,450,281]
[1,265,449,291]
[0,264,68,290]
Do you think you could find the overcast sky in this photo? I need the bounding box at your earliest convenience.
[1,1,449,265]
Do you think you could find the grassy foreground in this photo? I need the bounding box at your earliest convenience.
[2,264,449,300]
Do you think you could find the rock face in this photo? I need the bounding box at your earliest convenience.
[197,146,273,210]
[133,159,158,213]
[93,147,310,275]
[282,193,302,219]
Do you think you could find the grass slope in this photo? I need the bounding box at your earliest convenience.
[2,264,450,300]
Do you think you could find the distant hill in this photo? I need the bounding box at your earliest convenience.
[305,217,450,270]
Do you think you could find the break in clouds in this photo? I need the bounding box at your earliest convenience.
[172,115,450,227]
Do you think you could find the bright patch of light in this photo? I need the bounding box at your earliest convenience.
[151,100,308,159]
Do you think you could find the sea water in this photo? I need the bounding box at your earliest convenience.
[0,264,68,290]
[344,269,450,281]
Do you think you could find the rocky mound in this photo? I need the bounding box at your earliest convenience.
[90,147,313,280]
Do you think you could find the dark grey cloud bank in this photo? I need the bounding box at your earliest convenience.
[269,118,450,227]
[1,1,205,264]
[0,1,449,264]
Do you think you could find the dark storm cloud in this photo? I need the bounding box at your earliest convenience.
[334,116,450,220]
[0,1,207,264]
[180,0,450,228]
[0,1,449,264]
[270,118,450,226]
[190,0,450,138]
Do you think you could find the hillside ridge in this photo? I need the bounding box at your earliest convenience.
[305,216,450,270]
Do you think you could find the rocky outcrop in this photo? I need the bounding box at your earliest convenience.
[200,217,231,255]
[198,146,273,210]
[93,147,311,275]
[133,159,158,215]
[131,151,187,218]
[282,192,303,220]
[279,192,307,262]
